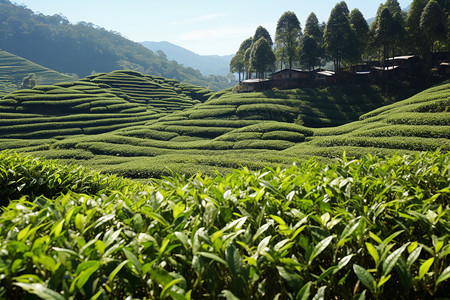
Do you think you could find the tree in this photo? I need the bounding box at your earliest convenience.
[275,11,302,83]
[407,0,429,54]
[304,12,322,43]
[420,0,446,53]
[349,9,369,61]
[236,37,253,79]
[324,1,357,80]
[384,0,407,56]
[253,26,273,46]
[299,35,322,71]
[375,6,395,64]
[420,0,446,79]
[229,52,245,82]
[249,37,276,79]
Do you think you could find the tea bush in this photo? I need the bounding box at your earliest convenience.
[0,151,448,299]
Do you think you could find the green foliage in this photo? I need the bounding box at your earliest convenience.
[0,151,448,299]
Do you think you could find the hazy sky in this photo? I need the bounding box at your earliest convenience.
[16,0,411,56]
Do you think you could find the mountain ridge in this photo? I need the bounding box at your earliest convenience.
[0,0,234,90]
[141,41,233,76]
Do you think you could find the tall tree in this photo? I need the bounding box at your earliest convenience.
[420,0,446,52]
[407,0,429,54]
[229,52,245,82]
[324,1,357,80]
[253,26,273,46]
[385,0,407,56]
[250,37,276,79]
[299,35,322,71]
[304,12,322,43]
[275,11,302,82]
[375,6,395,64]
[349,8,369,62]
[235,37,253,79]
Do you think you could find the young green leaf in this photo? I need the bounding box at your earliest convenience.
[309,235,335,264]
[108,260,128,283]
[353,264,375,292]
[123,248,142,274]
[418,257,435,280]
[296,281,311,300]
[197,252,227,266]
[14,282,65,300]
[436,265,450,287]
[382,243,409,277]
[365,242,379,266]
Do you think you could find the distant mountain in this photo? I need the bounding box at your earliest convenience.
[0,0,234,90]
[141,41,233,76]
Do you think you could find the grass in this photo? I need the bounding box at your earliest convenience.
[0,150,448,299]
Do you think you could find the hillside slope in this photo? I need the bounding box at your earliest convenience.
[0,72,447,178]
[141,41,233,76]
[0,0,233,90]
[0,50,73,96]
[0,70,212,140]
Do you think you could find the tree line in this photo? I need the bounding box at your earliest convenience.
[230,0,449,82]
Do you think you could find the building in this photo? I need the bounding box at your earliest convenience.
[240,78,271,92]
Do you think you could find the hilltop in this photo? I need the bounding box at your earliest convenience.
[0,50,74,96]
[0,0,234,90]
[141,41,233,76]
[0,68,447,178]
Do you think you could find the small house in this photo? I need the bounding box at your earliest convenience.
[438,62,450,76]
[240,78,271,92]
[387,55,419,76]
[315,70,336,84]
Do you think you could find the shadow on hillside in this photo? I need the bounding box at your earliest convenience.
[262,82,423,128]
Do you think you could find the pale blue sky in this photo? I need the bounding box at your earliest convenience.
[16,0,411,56]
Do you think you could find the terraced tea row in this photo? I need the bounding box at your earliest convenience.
[0,50,73,96]
[0,71,213,139]
[0,70,448,178]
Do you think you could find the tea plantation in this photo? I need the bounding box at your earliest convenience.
[0,150,448,299]
[0,72,447,178]
[0,68,449,299]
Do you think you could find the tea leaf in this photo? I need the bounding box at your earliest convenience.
[108,260,128,283]
[436,265,450,286]
[382,243,409,276]
[123,248,142,274]
[353,264,375,292]
[406,245,422,268]
[160,278,183,299]
[418,257,434,280]
[277,266,302,289]
[365,242,379,266]
[197,252,227,266]
[309,235,335,264]
[14,282,65,300]
[296,281,311,300]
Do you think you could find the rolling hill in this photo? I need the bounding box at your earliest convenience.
[0,68,447,178]
[0,50,74,96]
[141,41,233,76]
